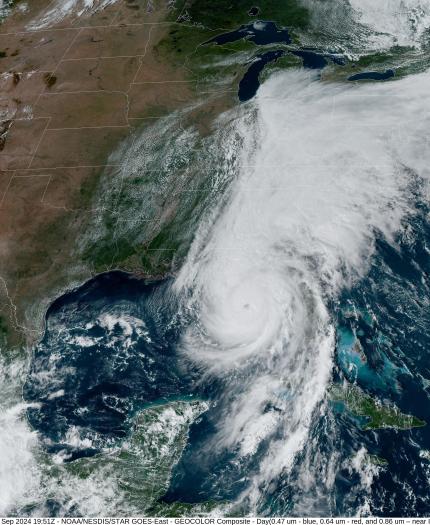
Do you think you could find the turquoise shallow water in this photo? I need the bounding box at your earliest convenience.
[22,200,430,515]
[17,18,430,516]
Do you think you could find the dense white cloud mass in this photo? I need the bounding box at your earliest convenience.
[2,0,430,512]
[175,68,430,507]
[348,0,430,48]
[300,0,430,52]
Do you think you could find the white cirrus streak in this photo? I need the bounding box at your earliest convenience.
[174,69,430,508]
[27,0,118,30]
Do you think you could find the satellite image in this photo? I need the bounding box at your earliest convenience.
[0,0,430,517]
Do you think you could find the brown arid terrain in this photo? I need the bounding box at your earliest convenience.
[0,0,236,349]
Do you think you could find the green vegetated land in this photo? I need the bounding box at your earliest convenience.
[157,0,309,86]
[184,0,309,29]
[87,0,427,279]
[331,384,426,431]
[58,400,215,515]
[328,45,430,82]
[81,114,225,275]
[95,0,427,279]
[82,0,312,277]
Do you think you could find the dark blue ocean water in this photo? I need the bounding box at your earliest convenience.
[24,193,430,514]
[202,17,382,104]
[24,273,193,459]
[21,20,425,514]
[203,21,291,46]
[331,197,430,516]
[348,70,395,81]
[291,50,328,69]
[238,50,285,102]
[204,20,347,102]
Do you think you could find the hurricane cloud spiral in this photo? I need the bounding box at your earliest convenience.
[175,69,430,509]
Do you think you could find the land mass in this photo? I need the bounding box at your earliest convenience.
[0,0,315,349]
[0,0,420,351]
[331,384,426,431]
